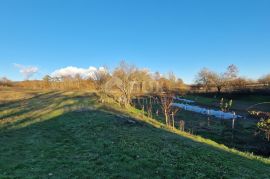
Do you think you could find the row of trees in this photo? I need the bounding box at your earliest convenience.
[195,64,270,93]
[259,74,270,86]
[2,62,270,140]
[3,63,270,94]
[94,61,186,108]
[16,77,95,90]
[1,61,186,112]
[7,61,184,108]
[0,77,13,87]
[195,64,240,93]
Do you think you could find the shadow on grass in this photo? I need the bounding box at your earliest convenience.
[0,91,98,124]
[0,92,269,178]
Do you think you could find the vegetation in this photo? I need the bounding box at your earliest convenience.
[134,95,270,157]
[259,74,270,86]
[0,88,270,178]
[195,64,240,93]
[219,98,233,112]
[1,62,270,178]
[257,118,270,141]
[0,77,12,87]
[158,93,179,127]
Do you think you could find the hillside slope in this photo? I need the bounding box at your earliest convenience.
[0,89,269,178]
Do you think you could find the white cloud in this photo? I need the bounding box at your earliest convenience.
[14,63,39,80]
[51,66,107,79]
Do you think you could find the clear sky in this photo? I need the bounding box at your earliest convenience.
[0,0,269,83]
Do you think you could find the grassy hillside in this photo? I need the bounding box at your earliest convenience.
[0,88,269,178]
[133,96,270,156]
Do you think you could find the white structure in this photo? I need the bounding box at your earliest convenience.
[173,103,242,119]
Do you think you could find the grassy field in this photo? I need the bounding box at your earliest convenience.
[184,93,270,112]
[176,111,270,156]
[0,88,270,178]
[134,93,270,156]
[178,94,270,156]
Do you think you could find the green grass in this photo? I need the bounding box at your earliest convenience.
[176,111,270,156]
[134,95,270,157]
[184,93,270,112]
[184,94,218,106]
[0,89,270,178]
[133,97,270,157]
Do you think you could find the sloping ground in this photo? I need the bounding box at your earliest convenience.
[0,89,269,178]
[184,94,270,114]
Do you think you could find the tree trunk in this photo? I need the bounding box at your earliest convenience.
[165,110,169,126]
[217,86,221,93]
[140,82,143,93]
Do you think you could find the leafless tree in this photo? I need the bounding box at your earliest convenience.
[74,74,83,89]
[196,65,239,92]
[111,61,138,108]
[259,74,270,86]
[90,66,111,102]
[225,64,239,80]
[195,68,214,92]
[230,77,248,90]
[42,75,52,88]
[0,77,12,87]
[133,69,151,93]
[158,93,179,126]
[210,72,226,93]
[179,120,185,131]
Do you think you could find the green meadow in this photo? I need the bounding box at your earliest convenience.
[0,88,269,178]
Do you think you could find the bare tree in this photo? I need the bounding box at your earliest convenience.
[158,93,179,126]
[210,72,226,93]
[134,69,151,93]
[0,77,12,87]
[91,67,110,89]
[168,71,177,90]
[259,74,270,86]
[195,68,214,92]
[224,64,239,89]
[225,64,239,80]
[42,75,52,88]
[153,71,162,92]
[74,74,83,89]
[179,120,185,131]
[231,77,248,90]
[196,65,239,93]
[111,61,137,108]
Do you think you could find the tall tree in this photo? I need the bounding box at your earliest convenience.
[91,67,110,91]
[195,68,214,92]
[195,64,239,93]
[134,69,151,93]
[0,77,12,87]
[92,67,111,102]
[259,74,270,86]
[42,75,52,88]
[112,61,137,107]
[210,72,226,93]
[225,64,239,80]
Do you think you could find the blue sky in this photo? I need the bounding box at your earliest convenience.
[0,0,269,83]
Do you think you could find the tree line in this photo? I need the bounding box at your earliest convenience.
[1,61,185,106]
[1,62,270,104]
[1,61,270,141]
[195,64,270,93]
[1,62,270,98]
